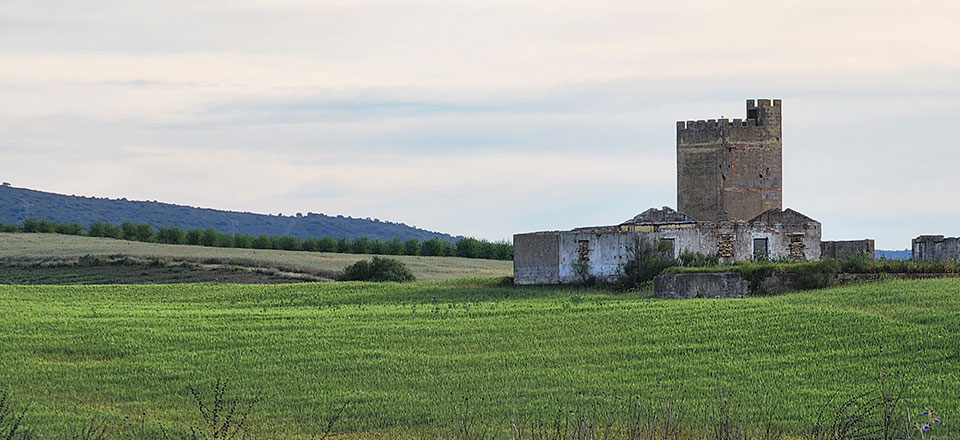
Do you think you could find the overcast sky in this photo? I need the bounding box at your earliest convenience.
[2,0,958,248]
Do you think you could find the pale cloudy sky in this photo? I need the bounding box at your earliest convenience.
[2,0,959,248]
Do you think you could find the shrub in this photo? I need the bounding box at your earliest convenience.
[337,257,416,282]
[617,236,677,289]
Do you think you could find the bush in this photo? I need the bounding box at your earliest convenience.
[337,257,416,282]
[617,236,677,289]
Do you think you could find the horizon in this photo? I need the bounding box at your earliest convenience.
[3,1,959,248]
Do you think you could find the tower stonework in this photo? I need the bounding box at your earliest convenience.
[677,99,782,222]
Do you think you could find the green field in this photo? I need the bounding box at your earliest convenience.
[1,278,958,438]
[0,233,512,280]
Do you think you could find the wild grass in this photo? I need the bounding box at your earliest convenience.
[0,278,957,438]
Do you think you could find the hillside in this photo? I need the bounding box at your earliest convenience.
[0,184,457,241]
[0,233,512,280]
[0,278,956,438]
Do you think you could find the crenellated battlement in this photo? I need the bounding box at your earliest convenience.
[677,98,780,135]
[676,118,759,130]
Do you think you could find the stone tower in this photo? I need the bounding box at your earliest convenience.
[676,99,782,222]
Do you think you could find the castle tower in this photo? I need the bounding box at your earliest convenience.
[676,99,782,222]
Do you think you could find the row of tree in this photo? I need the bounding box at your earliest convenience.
[1,218,513,260]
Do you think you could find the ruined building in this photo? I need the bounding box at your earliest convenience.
[514,99,828,285]
[912,235,960,262]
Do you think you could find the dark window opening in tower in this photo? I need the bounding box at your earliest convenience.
[747,108,758,120]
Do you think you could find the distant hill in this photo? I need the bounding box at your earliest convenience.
[876,249,911,260]
[0,184,458,242]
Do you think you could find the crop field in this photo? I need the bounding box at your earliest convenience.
[0,278,959,439]
[0,233,512,280]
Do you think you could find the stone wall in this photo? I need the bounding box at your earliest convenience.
[653,272,748,298]
[513,232,561,284]
[677,99,782,222]
[912,235,960,262]
[821,240,875,260]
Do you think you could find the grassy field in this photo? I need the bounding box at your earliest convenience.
[0,278,958,438]
[0,233,512,280]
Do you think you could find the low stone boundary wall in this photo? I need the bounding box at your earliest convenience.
[654,272,960,298]
[653,273,748,299]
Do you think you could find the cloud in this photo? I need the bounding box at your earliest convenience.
[1,1,959,247]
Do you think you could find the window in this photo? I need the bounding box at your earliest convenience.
[577,240,590,261]
[753,238,769,259]
[659,238,676,258]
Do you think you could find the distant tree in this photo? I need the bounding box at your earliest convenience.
[0,221,20,233]
[54,222,84,236]
[186,228,203,246]
[383,238,405,255]
[252,234,273,249]
[121,221,138,241]
[276,235,302,251]
[215,232,233,248]
[200,228,220,247]
[302,237,321,252]
[133,223,156,242]
[157,226,187,244]
[351,237,373,254]
[318,236,338,252]
[455,237,481,259]
[88,221,122,239]
[404,239,420,256]
[23,218,55,233]
[420,238,448,256]
[493,240,513,260]
[336,238,351,253]
[233,233,254,249]
[370,239,384,255]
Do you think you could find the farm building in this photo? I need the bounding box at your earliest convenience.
[514,99,829,285]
